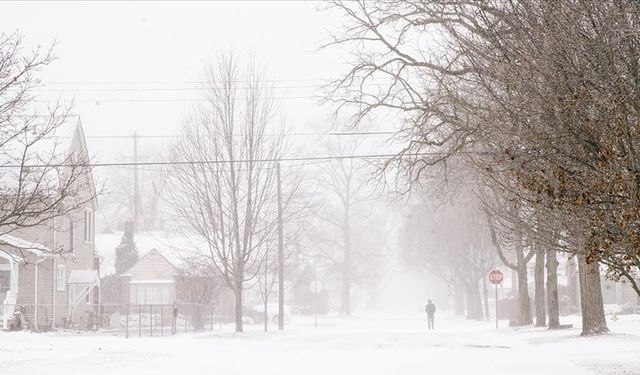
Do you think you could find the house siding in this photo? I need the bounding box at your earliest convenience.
[123,250,177,305]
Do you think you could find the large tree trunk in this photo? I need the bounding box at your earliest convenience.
[234,286,244,333]
[577,254,608,336]
[534,249,546,327]
[465,282,483,320]
[546,247,560,329]
[515,237,533,326]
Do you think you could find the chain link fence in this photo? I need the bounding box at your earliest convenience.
[1,303,224,337]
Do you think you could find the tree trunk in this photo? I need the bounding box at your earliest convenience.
[341,198,351,315]
[454,282,466,316]
[546,247,560,329]
[515,236,533,326]
[577,254,609,336]
[465,282,483,320]
[234,286,244,333]
[264,298,268,332]
[566,255,579,314]
[534,249,546,327]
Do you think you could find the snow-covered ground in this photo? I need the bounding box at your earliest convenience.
[1,312,639,375]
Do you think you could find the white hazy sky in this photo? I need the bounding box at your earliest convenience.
[0,1,358,161]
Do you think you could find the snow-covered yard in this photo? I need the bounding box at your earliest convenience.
[0,313,639,375]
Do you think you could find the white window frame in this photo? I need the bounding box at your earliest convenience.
[54,215,64,231]
[56,265,66,291]
[84,209,93,244]
[70,220,76,253]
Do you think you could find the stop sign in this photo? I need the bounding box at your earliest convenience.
[488,270,504,285]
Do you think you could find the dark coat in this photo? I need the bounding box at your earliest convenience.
[425,302,436,316]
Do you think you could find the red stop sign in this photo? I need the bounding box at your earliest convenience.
[489,270,504,285]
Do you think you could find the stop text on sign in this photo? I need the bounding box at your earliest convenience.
[488,270,504,285]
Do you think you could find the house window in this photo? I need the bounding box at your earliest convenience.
[162,286,171,304]
[131,284,171,305]
[70,221,76,253]
[54,215,64,231]
[84,209,93,243]
[56,265,66,291]
[135,286,146,305]
[0,264,10,304]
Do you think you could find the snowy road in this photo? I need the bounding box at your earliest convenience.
[0,313,639,375]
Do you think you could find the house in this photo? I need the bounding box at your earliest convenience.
[118,244,233,324]
[120,248,178,305]
[0,118,99,330]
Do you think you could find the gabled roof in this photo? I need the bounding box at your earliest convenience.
[69,118,98,210]
[96,231,202,276]
[121,248,179,277]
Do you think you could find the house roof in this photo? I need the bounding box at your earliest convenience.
[0,234,53,258]
[129,279,176,284]
[121,248,179,277]
[95,231,204,276]
[68,269,100,285]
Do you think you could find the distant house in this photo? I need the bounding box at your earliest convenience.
[120,249,178,305]
[118,245,233,326]
[0,119,99,330]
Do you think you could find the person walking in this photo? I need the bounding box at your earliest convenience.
[425,300,436,330]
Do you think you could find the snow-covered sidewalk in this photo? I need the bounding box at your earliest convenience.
[0,313,638,375]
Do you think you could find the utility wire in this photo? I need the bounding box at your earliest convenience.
[42,79,327,85]
[0,152,451,169]
[34,97,316,103]
[52,131,397,139]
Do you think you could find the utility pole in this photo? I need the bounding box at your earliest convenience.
[133,132,139,233]
[277,161,284,331]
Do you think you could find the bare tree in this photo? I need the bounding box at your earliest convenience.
[165,51,287,333]
[308,137,371,315]
[98,147,169,233]
[175,256,221,331]
[0,31,94,260]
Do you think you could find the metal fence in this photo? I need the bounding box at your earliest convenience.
[1,303,223,337]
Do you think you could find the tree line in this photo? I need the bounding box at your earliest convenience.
[326,0,640,335]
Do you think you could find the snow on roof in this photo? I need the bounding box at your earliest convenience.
[68,269,100,284]
[129,279,175,284]
[95,231,205,276]
[0,233,52,257]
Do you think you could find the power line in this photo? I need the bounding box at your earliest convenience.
[33,97,317,103]
[53,131,397,139]
[35,85,324,92]
[42,79,326,85]
[0,152,446,169]
[109,158,330,173]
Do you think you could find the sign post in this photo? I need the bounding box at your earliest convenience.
[488,270,504,329]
